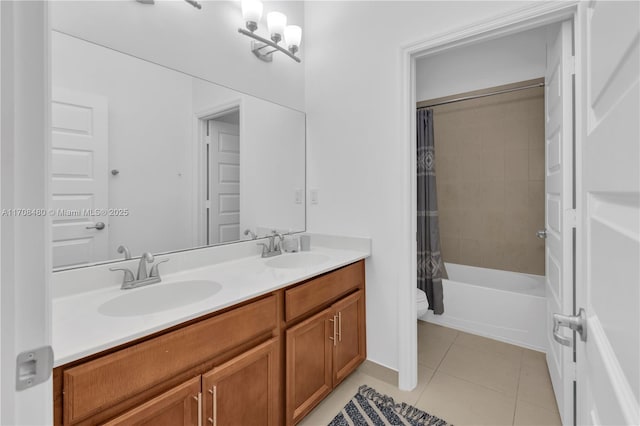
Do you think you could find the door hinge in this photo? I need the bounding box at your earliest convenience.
[16,346,53,391]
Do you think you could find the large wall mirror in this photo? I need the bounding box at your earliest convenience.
[51,31,305,270]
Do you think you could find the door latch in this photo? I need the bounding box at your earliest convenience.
[553,308,587,346]
[16,346,54,391]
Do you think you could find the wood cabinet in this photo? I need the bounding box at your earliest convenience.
[202,338,279,426]
[285,262,366,425]
[102,377,201,426]
[53,260,365,426]
[286,309,334,424]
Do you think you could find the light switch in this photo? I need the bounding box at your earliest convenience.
[310,189,318,205]
[294,189,303,204]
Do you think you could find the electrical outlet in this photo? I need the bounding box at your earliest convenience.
[310,189,318,205]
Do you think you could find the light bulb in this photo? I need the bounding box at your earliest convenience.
[284,25,302,53]
[267,11,287,43]
[241,0,263,32]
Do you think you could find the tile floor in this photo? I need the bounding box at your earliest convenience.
[299,321,562,426]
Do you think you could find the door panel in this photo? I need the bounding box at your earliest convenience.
[203,339,278,426]
[577,2,640,425]
[102,377,200,426]
[544,20,574,425]
[332,291,366,386]
[208,120,240,244]
[286,309,333,425]
[51,88,109,268]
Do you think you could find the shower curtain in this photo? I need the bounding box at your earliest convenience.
[417,108,447,315]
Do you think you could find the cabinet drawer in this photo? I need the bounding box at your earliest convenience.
[285,261,364,322]
[63,295,277,424]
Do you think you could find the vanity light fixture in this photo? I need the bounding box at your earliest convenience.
[238,0,302,63]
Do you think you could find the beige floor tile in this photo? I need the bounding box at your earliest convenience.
[455,331,523,361]
[418,334,454,369]
[298,371,365,426]
[415,371,516,426]
[514,399,562,426]
[357,363,435,406]
[418,320,459,345]
[518,363,558,412]
[438,343,521,395]
[521,348,547,369]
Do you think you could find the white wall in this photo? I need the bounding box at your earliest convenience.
[304,0,537,371]
[191,80,306,238]
[50,0,305,111]
[416,26,547,101]
[52,32,196,258]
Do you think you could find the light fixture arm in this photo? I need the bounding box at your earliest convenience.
[238,28,301,63]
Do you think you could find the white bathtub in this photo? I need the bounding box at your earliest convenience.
[421,262,547,351]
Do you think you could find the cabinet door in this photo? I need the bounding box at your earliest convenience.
[286,308,333,425]
[202,338,279,426]
[332,290,366,386]
[102,376,201,426]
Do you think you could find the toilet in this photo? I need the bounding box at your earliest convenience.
[416,288,429,318]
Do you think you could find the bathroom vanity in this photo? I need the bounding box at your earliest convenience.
[52,242,368,426]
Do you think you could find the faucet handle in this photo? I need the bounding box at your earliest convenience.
[149,259,169,278]
[109,267,135,284]
[117,245,132,260]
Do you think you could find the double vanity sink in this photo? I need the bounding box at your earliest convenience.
[97,252,331,318]
[52,236,370,425]
[53,242,367,366]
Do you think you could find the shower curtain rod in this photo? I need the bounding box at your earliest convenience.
[417,82,545,109]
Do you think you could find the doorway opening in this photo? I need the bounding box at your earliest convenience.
[196,106,241,247]
[400,5,578,425]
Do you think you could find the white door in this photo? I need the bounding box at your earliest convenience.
[51,88,109,269]
[208,119,240,244]
[575,1,640,425]
[544,20,575,425]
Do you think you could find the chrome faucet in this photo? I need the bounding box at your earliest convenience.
[117,245,132,260]
[110,252,169,290]
[257,230,284,258]
[137,252,154,280]
[244,229,257,240]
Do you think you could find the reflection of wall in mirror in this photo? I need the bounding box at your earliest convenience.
[192,80,305,239]
[50,0,305,110]
[52,31,195,260]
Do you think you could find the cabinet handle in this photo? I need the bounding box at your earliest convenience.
[329,315,337,346]
[213,385,217,426]
[194,392,202,426]
[337,311,342,342]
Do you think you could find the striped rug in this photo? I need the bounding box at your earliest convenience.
[328,385,451,426]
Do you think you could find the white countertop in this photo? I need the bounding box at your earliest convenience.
[53,243,370,367]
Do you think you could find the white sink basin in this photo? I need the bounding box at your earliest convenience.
[265,252,330,269]
[98,280,222,317]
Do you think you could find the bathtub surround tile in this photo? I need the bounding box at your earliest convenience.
[433,83,544,275]
[505,149,529,181]
[458,238,483,267]
[416,371,517,426]
[440,237,460,264]
[481,149,506,180]
[514,400,562,426]
[518,363,558,411]
[528,147,545,181]
[438,342,521,395]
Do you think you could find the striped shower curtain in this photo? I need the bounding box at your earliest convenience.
[417,108,447,315]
